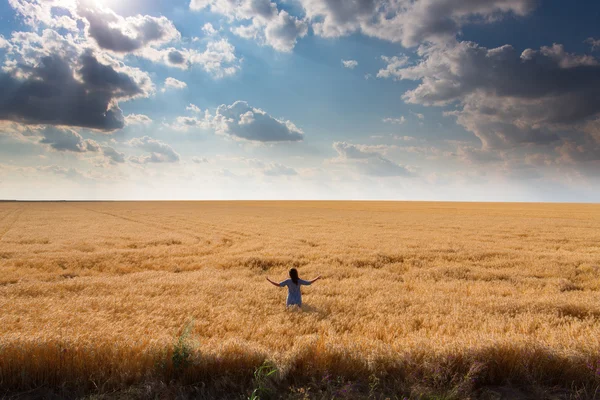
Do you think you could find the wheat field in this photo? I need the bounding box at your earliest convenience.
[1,201,599,398]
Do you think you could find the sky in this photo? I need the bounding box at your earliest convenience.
[0,0,599,201]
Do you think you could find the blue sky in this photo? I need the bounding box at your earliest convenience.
[0,0,599,201]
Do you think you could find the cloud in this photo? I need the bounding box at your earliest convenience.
[411,111,425,120]
[383,41,600,158]
[502,161,543,180]
[230,157,298,176]
[38,126,99,152]
[78,4,181,53]
[8,0,239,79]
[586,37,600,51]
[163,77,187,90]
[0,35,10,49]
[128,136,180,163]
[263,11,309,52]
[451,145,504,165]
[0,34,152,131]
[8,0,80,31]
[299,0,537,47]
[383,116,406,124]
[186,103,201,113]
[38,164,91,181]
[192,0,308,52]
[192,156,208,163]
[170,115,209,131]
[332,141,414,177]
[398,145,442,156]
[341,59,358,69]
[207,101,304,142]
[167,49,185,65]
[377,55,409,79]
[203,23,217,36]
[102,145,126,164]
[555,126,600,165]
[262,162,298,176]
[125,114,153,125]
[393,135,417,141]
[139,39,241,77]
[189,39,241,77]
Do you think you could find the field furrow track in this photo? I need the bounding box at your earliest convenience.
[78,206,264,246]
[167,215,253,239]
[0,208,17,225]
[135,211,315,249]
[76,205,207,242]
[0,207,25,241]
[164,214,314,249]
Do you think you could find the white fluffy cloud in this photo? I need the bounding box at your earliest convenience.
[191,0,308,52]
[78,4,181,53]
[169,115,209,132]
[202,23,217,36]
[332,142,414,177]
[186,104,202,113]
[128,136,180,163]
[8,0,80,31]
[7,0,240,81]
[299,0,537,47]
[376,55,409,79]
[383,116,406,124]
[139,39,241,77]
[125,114,153,125]
[341,59,358,69]
[189,39,241,77]
[203,101,304,142]
[164,77,187,90]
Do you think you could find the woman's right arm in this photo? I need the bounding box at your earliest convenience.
[266,277,281,287]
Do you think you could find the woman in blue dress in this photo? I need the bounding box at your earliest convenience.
[266,268,321,307]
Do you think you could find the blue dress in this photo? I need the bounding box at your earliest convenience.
[279,278,311,306]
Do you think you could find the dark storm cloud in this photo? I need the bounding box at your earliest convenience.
[384,41,600,151]
[0,52,150,131]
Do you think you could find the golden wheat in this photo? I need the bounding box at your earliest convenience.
[0,201,599,395]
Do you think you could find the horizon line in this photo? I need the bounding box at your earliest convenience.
[1,199,599,205]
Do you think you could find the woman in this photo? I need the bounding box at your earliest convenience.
[266,268,321,307]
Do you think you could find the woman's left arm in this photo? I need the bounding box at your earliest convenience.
[309,275,321,284]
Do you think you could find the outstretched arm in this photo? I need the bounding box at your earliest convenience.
[308,275,321,284]
[266,277,281,287]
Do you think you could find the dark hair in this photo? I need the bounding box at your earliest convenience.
[289,268,299,285]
